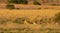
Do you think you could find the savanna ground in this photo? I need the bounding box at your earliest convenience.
[0,9,60,33]
[0,3,60,33]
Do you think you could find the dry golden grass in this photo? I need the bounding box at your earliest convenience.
[0,9,60,18]
[0,9,60,28]
[0,9,60,33]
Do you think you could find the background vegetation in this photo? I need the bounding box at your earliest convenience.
[8,0,28,4]
[6,4,15,9]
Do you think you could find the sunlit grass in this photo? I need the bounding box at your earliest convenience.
[0,9,60,33]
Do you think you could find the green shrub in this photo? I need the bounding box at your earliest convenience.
[6,4,15,9]
[33,0,41,5]
[8,0,28,4]
[8,0,18,4]
[18,0,28,4]
[54,12,60,24]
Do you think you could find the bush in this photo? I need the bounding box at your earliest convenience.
[8,0,18,4]
[33,0,41,5]
[6,4,15,9]
[18,0,28,4]
[54,12,60,24]
[8,0,28,4]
